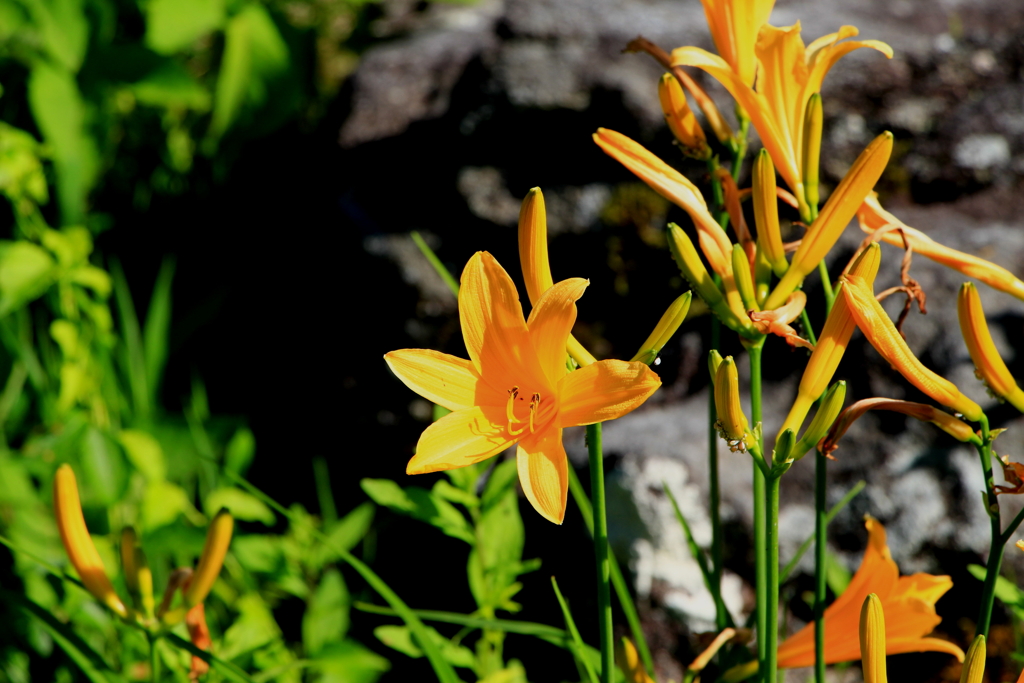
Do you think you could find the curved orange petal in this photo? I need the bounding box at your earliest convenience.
[407,405,513,474]
[882,638,964,661]
[755,23,808,160]
[517,426,568,524]
[459,252,547,393]
[671,46,802,198]
[558,360,661,427]
[527,278,589,388]
[384,349,494,411]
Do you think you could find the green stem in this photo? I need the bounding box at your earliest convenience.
[707,157,729,229]
[976,415,1002,638]
[814,450,827,683]
[817,260,834,315]
[749,342,767,679]
[568,467,656,678]
[731,116,750,180]
[765,474,780,683]
[710,317,727,631]
[587,423,614,683]
[799,308,818,347]
[149,633,160,683]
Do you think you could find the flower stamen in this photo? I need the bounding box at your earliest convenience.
[507,387,526,436]
[529,393,541,433]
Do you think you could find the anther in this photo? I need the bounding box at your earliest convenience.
[507,387,525,436]
[529,393,541,433]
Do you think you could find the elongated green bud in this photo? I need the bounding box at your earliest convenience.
[754,246,772,305]
[753,149,787,277]
[802,94,823,211]
[715,357,751,451]
[959,635,985,683]
[773,428,795,466]
[732,244,758,312]
[632,292,692,365]
[708,349,723,381]
[791,381,846,460]
[667,223,747,331]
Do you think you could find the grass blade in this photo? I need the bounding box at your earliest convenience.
[6,590,124,683]
[568,466,655,678]
[410,231,459,297]
[353,602,568,641]
[551,577,600,683]
[780,480,865,583]
[110,259,149,419]
[143,257,174,404]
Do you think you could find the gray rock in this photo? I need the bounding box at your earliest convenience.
[954,134,1011,169]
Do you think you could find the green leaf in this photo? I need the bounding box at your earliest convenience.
[204,487,275,525]
[0,241,54,317]
[7,590,125,683]
[374,625,475,669]
[481,458,518,510]
[143,258,174,400]
[360,479,474,544]
[23,0,89,72]
[471,479,528,611]
[117,429,165,481]
[232,535,283,574]
[111,260,150,419]
[968,564,1024,620]
[142,480,190,530]
[224,426,255,477]
[163,632,257,683]
[313,640,390,683]
[303,568,350,656]
[310,502,375,570]
[79,426,128,507]
[219,593,281,660]
[551,577,599,683]
[144,0,225,55]
[432,479,478,508]
[131,63,210,111]
[208,4,289,141]
[825,550,851,597]
[27,61,98,225]
[354,602,569,641]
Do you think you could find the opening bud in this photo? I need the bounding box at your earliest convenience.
[631,292,692,365]
[715,357,751,450]
[658,74,710,159]
[958,282,1024,411]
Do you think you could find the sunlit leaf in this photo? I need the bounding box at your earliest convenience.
[144,0,225,55]
[310,502,375,570]
[374,625,475,669]
[360,479,473,544]
[79,426,128,507]
[142,480,190,530]
[0,241,54,316]
[224,427,255,477]
[205,487,275,525]
[313,640,390,683]
[117,429,165,481]
[303,568,350,656]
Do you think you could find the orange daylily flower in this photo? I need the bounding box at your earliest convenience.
[958,282,1024,411]
[777,516,964,668]
[384,252,661,524]
[842,273,983,422]
[672,23,891,214]
[858,194,1024,302]
[821,398,978,457]
[699,0,775,87]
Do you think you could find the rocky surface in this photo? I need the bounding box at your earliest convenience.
[346,0,1024,675]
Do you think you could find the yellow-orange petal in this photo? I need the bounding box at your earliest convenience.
[557,360,661,428]
[384,349,488,412]
[699,0,775,87]
[407,405,514,474]
[517,426,568,524]
[53,465,128,618]
[459,251,547,392]
[843,274,983,422]
[519,188,554,306]
[805,31,893,97]
[671,46,802,201]
[527,278,589,388]
[766,131,892,310]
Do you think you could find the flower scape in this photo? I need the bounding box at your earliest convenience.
[5,0,1024,682]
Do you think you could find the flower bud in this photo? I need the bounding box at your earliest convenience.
[631,292,692,365]
[958,282,1024,411]
[732,244,758,312]
[843,274,983,422]
[658,74,710,159]
[860,594,887,683]
[791,381,846,460]
[959,635,986,683]
[715,357,751,450]
[754,149,788,277]
[183,509,234,608]
[708,349,724,380]
[54,465,128,618]
[616,637,655,683]
[780,244,881,436]
[766,132,893,311]
[667,223,749,333]
[518,187,553,307]
[120,526,155,619]
[802,94,823,211]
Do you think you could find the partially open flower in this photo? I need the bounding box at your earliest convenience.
[658,74,710,159]
[750,291,813,350]
[958,282,1024,411]
[821,398,979,456]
